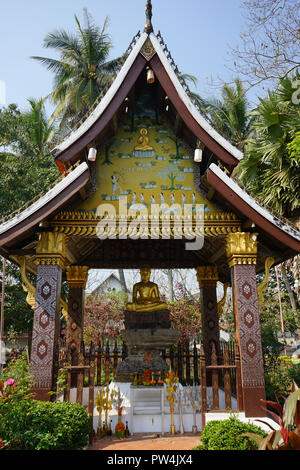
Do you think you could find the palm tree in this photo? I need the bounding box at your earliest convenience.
[23,98,54,158]
[31,9,122,129]
[238,73,300,218]
[196,78,252,150]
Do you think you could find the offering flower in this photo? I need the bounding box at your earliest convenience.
[115,421,125,438]
[145,352,151,363]
[5,379,15,387]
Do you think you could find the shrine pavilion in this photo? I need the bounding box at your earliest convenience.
[0,1,299,420]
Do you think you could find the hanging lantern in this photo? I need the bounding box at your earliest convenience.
[147,68,155,84]
[194,148,202,162]
[88,147,97,162]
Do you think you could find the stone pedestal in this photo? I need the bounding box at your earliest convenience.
[115,309,180,382]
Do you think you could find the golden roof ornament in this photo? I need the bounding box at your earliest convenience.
[144,0,154,34]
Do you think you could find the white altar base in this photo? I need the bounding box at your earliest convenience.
[61,381,279,435]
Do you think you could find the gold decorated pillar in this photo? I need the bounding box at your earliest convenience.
[226,232,266,417]
[66,266,89,358]
[196,266,220,367]
[30,232,66,400]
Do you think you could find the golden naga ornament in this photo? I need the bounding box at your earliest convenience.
[126,267,168,312]
[217,282,230,318]
[257,257,275,307]
[14,256,68,318]
[225,232,258,267]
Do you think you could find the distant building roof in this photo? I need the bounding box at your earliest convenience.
[91,273,130,296]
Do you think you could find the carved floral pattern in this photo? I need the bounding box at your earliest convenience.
[233,264,265,389]
[30,265,62,396]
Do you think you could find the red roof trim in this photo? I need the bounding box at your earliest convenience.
[206,167,300,253]
[149,54,239,170]
[56,54,147,163]
[0,168,90,247]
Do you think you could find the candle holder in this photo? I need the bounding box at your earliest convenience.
[185,384,201,434]
[96,385,117,437]
[112,387,128,438]
[174,388,185,435]
[164,370,179,435]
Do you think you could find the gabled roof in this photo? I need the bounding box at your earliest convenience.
[207,164,300,253]
[0,162,90,249]
[52,30,242,171]
[0,3,299,270]
[90,272,130,295]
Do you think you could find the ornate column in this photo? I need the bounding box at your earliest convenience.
[196,266,220,365]
[65,266,89,357]
[30,232,66,400]
[225,232,266,417]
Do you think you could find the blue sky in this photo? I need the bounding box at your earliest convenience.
[0,0,261,115]
[0,1,254,291]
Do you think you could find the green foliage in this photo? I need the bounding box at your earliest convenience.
[194,415,266,450]
[287,131,300,165]
[1,261,33,336]
[238,72,300,217]
[0,99,60,336]
[195,78,252,150]
[277,356,300,387]
[31,9,123,129]
[264,355,292,401]
[0,398,90,450]
[0,351,31,393]
[241,384,300,450]
[168,287,202,344]
[84,290,126,343]
[264,355,300,402]
[0,102,59,218]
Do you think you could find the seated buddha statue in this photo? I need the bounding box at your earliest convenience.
[126,268,168,312]
[134,128,154,151]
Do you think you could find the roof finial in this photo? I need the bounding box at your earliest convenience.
[144,0,153,34]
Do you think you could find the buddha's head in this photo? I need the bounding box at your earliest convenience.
[140,267,151,283]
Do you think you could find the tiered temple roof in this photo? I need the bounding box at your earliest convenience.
[0,1,299,277]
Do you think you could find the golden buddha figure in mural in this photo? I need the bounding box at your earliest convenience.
[126,268,168,312]
[134,128,154,151]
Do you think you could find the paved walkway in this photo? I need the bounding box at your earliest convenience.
[88,433,201,451]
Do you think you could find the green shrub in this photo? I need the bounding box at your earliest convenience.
[194,415,267,450]
[0,351,31,393]
[0,399,90,450]
[264,355,300,401]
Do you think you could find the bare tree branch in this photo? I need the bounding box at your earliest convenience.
[229,0,300,90]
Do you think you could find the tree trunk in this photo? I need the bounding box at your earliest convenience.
[280,263,300,341]
[118,269,127,293]
[280,264,297,312]
[168,270,174,302]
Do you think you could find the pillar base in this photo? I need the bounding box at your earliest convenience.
[243,387,266,417]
